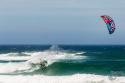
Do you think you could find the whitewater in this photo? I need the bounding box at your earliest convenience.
[0,45,125,83]
[0,74,125,83]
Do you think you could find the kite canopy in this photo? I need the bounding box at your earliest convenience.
[101,15,116,34]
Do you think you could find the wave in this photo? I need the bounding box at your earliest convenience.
[0,59,44,74]
[0,52,31,56]
[0,52,31,61]
[0,56,30,61]
[0,46,87,74]
[75,52,86,55]
[0,74,125,83]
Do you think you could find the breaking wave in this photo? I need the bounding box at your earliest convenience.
[0,45,87,74]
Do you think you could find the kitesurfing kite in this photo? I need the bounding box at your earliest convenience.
[101,15,116,34]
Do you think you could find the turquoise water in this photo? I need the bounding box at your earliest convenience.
[0,45,125,83]
[0,45,125,76]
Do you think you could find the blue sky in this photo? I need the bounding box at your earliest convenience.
[0,0,125,45]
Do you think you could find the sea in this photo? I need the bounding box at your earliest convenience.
[0,45,125,83]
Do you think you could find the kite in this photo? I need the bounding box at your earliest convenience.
[101,15,116,34]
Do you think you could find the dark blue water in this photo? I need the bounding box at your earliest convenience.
[0,45,125,76]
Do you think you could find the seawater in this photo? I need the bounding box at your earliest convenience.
[0,45,125,83]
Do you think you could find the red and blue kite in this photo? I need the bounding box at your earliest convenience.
[101,15,116,34]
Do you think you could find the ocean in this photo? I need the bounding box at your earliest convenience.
[0,45,125,83]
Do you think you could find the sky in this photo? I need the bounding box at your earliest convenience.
[0,0,125,45]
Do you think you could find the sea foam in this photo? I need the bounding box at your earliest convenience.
[0,74,125,83]
[0,50,86,74]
